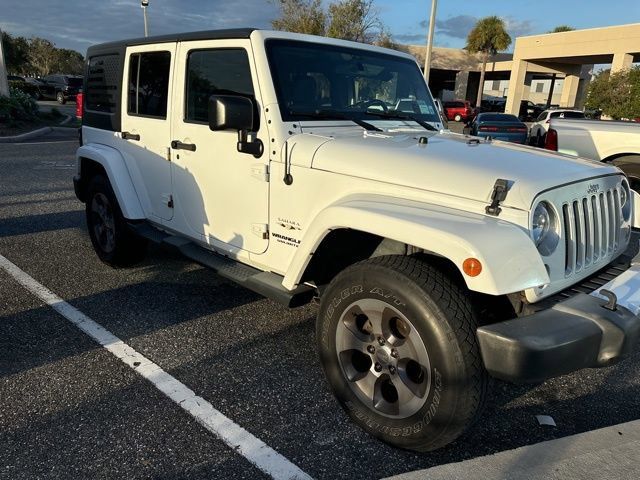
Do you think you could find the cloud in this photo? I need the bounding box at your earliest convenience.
[393,33,425,43]
[502,17,534,38]
[434,15,478,39]
[0,0,278,53]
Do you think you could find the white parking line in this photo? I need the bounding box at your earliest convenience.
[0,254,312,480]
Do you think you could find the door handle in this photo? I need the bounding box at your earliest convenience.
[122,131,140,141]
[171,140,197,152]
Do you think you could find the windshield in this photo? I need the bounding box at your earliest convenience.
[266,39,440,124]
[66,77,83,87]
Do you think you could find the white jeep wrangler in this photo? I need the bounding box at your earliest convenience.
[74,28,640,452]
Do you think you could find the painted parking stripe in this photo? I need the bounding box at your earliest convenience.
[0,254,312,480]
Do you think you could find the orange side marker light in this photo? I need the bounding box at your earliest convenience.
[463,258,482,277]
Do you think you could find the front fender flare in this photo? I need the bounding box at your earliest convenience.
[76,144,145,220]
[283,197,549,296]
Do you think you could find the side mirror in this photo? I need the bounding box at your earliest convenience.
[208,94,256,132]
[208,94,263,158]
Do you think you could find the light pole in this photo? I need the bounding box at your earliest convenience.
[141,0,149,37]
[423,0,438,83]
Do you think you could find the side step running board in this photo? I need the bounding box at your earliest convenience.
[129,222,315,308]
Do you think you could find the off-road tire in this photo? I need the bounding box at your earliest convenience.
[85,175,147,267]
[317,255,487,452]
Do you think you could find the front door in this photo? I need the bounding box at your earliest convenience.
[120,43,176,221]
[170,40,269,254]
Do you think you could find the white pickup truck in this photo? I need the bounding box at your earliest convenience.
[546,118,640,192]
[74,28,640,452]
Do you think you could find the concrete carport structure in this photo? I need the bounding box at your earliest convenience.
[505,23,640,115]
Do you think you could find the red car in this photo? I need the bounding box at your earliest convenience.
[443,100,475,122]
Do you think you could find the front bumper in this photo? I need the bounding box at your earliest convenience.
[477,248,640,383]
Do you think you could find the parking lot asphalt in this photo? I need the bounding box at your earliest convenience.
[1,137,640,479]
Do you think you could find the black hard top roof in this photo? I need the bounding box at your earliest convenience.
[87,28,256,55]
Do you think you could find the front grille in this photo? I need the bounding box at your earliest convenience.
[562,187,623,276]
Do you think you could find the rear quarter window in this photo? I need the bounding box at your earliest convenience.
[85,54,121,113]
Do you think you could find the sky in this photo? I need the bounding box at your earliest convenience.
[1,0,639,54]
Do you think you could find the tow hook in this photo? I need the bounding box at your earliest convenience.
[600,289,618,311]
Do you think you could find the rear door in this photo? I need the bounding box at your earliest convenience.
[120,43,176,221]
[169,39,269,254]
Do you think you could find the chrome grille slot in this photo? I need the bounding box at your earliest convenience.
[591,196,599,261]
[562,185,624,278]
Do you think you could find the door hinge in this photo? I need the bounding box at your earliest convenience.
[162,194,174,209]
[251,223,269,239]
[251,163,269,182]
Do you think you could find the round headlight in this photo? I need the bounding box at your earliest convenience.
[532,201,560,256]
[621,180,632,221]
[532,203,551,246]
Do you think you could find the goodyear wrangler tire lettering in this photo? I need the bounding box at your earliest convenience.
[316,255,487,452]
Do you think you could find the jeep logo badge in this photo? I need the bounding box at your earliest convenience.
[587,184,600,195]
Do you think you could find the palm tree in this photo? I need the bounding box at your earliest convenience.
[465,16,511,108]
[549,25,574,33]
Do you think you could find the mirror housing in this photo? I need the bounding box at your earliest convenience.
[208,94,256,132]
[208,94,263,158]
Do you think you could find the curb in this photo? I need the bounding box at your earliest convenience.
[0,122,78,144]
[0,127,52,143]
[383,419,640,480]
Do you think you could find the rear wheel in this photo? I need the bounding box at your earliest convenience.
[85,175,147,267]
[317,256,487,452]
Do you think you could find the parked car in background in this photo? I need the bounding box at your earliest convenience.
[546,118,640,193]
[529,109,585,146]
[6,75,42,99]
[481,98,506,112]
[468,113,528,144]
[23,77,44,99]
[40,75,83,104]
[444,99,475,122]
[519,100,544,121]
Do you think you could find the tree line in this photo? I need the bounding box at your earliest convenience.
[2,31,84,77]
[271,0,396,48]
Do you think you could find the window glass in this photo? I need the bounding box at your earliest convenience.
[185,49,254,123]
[127,51,171,118]
[266,40,439,123]
[550,111,585,119]
[479,114,520,122]
[536,111,547,122]
[86,54,120,113]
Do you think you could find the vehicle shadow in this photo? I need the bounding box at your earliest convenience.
[0,210,84,238]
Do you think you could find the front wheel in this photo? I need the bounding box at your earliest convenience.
[56,91,66,104]
[85,175,147,267]
[316,256,487,452]
[454,114,462,122]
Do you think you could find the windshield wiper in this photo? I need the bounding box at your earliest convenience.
[362,110,439,132]
[288,109,382,132]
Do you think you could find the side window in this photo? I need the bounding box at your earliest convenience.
[128,51,171,118]
[535,111,547,122]
[86,54,120,113]
[185,49,254,123]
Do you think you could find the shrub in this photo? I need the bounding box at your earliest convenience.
[0,87,39,125]
[8,79,40,98]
